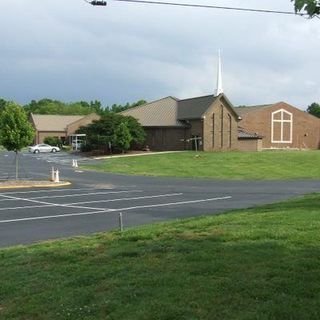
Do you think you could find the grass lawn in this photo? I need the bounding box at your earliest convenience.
[83,150,320,180]
[1,193,320,319]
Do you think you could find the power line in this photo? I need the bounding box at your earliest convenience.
[111,0,308,16]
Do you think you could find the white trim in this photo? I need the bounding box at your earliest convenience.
[271,109,293,144]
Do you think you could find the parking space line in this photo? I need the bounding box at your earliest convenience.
[0,209,113,224]
[0,194,106,211]
[0,195,232,224]
[0,190,143,202]
[0,192,182,212]
[110,196,232,212]
[26,190,144,200]
[66,193,183,205]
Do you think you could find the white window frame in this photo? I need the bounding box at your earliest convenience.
[271,109,293,143]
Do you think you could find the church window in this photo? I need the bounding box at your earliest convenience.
[271,109,293,143]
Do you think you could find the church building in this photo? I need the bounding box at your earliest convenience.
[122,54,319,151]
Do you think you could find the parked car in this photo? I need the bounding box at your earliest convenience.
[29,144,61,154]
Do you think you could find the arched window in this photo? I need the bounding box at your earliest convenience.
[271,109,293,143]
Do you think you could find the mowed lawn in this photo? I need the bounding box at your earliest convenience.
[84,151,320,180]
[1,194,320,320]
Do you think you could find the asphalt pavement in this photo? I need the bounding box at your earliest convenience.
[0,150,319,247]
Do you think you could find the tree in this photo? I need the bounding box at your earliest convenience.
[77,113,146,153]
[292,0,320,17]
[23,98,103,116]
[107,100,147,113]
[113,122,132,153]
[307,102,320,118]
[0,102,35,179]
[0,98,7,114]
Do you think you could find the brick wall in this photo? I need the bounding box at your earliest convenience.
[37,131,67,144]
[202,97,238,151]
[237,139,262,152]
[239,102,320,149]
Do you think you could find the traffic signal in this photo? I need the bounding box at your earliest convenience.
[90,1,107,6]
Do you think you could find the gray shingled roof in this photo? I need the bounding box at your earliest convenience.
[121,97,186,127]
[238,127,262,139]
[177,95,217,120]
[236,104,273,116]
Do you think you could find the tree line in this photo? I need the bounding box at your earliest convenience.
[0,98,148,179]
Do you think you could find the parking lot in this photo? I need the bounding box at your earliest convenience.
[0,185,233,247]
[1,150,319,247]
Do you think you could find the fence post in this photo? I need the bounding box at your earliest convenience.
[119,212,123,232]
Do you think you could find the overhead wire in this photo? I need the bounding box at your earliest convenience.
[110,0,309,16]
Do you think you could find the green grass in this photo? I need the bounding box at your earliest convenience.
[83,150,320,180]
[1,194,320,319]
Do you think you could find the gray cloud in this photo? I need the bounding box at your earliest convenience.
[0,0,319,109]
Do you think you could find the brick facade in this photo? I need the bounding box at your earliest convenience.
[202,96,239,151]
[32,113,100,144]
[238,102,320,150]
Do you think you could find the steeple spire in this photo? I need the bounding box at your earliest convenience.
[215,49,223,96]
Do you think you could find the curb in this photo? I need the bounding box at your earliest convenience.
[0,181,72,190]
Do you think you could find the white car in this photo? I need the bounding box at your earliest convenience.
[29,144,60,154]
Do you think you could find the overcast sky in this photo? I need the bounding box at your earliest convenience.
[0,0,319,109]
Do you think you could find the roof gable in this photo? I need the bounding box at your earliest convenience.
[31,114,86,131]
[120,97,186,127]
[177,95,217,120]
[236,102,320,122]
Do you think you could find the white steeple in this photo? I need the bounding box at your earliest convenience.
[215,50,223,96]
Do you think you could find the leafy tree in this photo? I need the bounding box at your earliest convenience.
[77,113,145,153]
[107,100,147,113]
[113,122,132,153]
[307,102,320,118]
[23,99,103,116]
[0,98,7,113]
[292,0,320,17]
[23,98,147,117]
[0,102,35,179]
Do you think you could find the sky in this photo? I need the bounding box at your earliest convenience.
[0,0,319,109]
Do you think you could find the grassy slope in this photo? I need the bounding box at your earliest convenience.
[83,151,320,180]
[1,194,320,319]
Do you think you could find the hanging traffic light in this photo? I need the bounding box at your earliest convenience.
[90,1,107,6]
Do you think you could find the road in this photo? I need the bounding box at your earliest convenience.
[0,151,319,247]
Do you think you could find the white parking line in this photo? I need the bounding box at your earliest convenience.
[0,190,143,202]
[66,193,183,205]
[112,196,232,212]
[0,196,232,224]
[0,193,106,211]
[26,190,144,200]
[0,192,181,212]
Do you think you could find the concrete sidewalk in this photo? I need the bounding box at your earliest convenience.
[93,151,185,160]
[0,180,71,189]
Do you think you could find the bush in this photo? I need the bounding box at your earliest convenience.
[43,136,63,148]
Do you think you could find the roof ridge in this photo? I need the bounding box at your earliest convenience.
[178,94,215,102]
[120,96,178,113]
[236,103,275,109]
